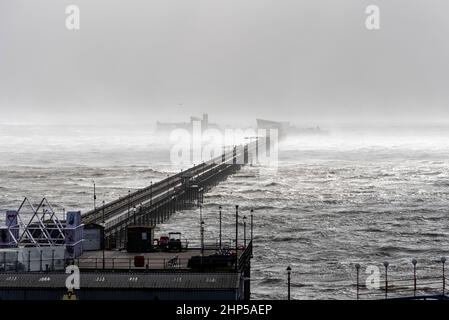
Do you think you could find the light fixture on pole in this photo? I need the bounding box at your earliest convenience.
[412,258,417,297]
[355,264,360,300]
[250,209,254,243]
[93,180,97,210]
[127,189,131,219]
[200,221,205,256]
[235,205,239,271]
[102,200,105,270]
[441,257,446,295]
[383,261,389,299]
[243,215,247,247]
[219,205,222,249]
[286,266,292,300]
[150,181,153,206]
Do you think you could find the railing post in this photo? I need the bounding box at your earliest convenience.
[383,261,389,299]
[441,257,446,296]
[250,209,254,243]
[243,216,247,247]
[250,209,254,258]
[200,221,205,256]
[412,258,417,297]
[286,266,291,300]
[219,205,222,249]
[355,264,360,300]
[39,250,43,272]
[235,205,239,271]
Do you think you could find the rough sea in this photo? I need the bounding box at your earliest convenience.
[1,124,449,299]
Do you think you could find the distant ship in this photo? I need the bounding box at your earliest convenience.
[256,119,327,139]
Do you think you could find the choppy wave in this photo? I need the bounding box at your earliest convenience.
[2,127,449,299]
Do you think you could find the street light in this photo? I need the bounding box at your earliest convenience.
[219,206,222,249]
[244,136,259,165]
[102,200,105,270]
[441,257,446,295]
[127,189,131,220]
[355,264,360,300]
[93,180,97,210]
[250,209,254,243]
[200,221,205,256]
[383,261,389,299]
[286,266,292,300]
[412,258,417,297]
[133,206,137,225]
[235,205,239,271]
[150,181,153,206]
[243,215,247,247]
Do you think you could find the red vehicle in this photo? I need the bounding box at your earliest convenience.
[158,235,170,250]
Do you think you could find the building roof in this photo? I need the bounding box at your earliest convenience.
[0,272,240,290]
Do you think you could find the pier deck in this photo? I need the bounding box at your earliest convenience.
[76,248,246,271]
[80,141,258,249]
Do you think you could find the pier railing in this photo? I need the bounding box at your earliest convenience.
[355,275,449,300]
[353,259,448,300]
[82,140,258,226]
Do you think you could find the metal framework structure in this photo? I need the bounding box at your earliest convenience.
[3,197,65,247]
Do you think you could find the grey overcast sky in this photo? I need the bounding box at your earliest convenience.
[1,0,449,126]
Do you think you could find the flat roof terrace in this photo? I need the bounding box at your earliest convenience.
[75,247,246,271]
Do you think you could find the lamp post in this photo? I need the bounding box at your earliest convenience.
[243,215,247,247]
[287,266,291,300]
[127,189,131,220]
[219,206,222,249]
[150,181,153,206]
[200,221,205,256]
[355,264,360,300]
[102,200,105,270]
[93,180,97,210]
[384,261,389,299]
[412,259,417,297]
[250,209,254,243]
[133,206,137,225]
[235,205,239,271]
[244,136,258,165]
[222,145,226,163]
[441,257,446,295]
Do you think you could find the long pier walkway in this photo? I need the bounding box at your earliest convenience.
[81,141,257,248]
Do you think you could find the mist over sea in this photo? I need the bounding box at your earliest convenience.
[1,124,449,299]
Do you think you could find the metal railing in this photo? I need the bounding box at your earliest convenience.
[354,259,449,300]
[82,141,257,225]
[73,256,188,271]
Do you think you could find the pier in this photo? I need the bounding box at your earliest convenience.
[0,140,260,300]
[82,141,258,249]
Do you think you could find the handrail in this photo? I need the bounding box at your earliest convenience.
[82,140,257,226]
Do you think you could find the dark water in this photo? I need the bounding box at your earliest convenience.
[1,124,449,299]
